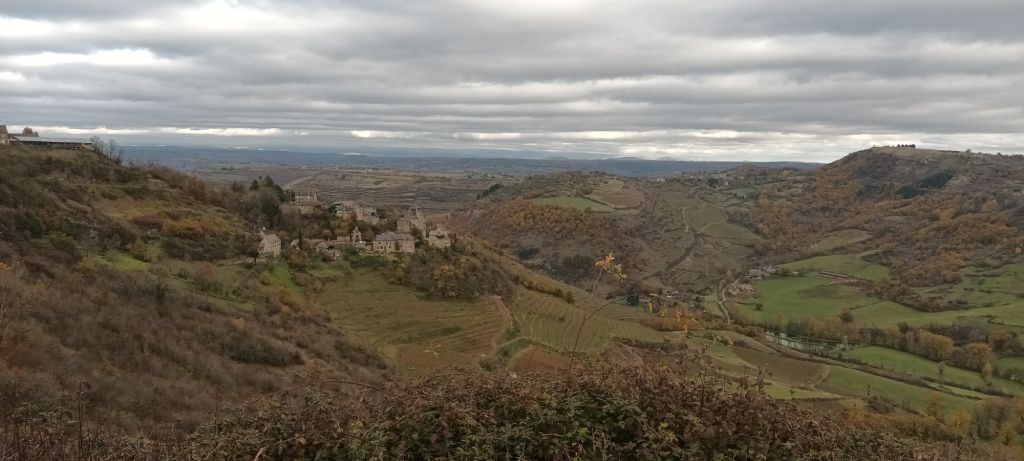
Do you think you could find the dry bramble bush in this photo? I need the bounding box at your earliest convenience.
[3,359,927,461]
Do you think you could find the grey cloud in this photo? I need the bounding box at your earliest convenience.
[1,1,198,20]
[2,0,1023,162]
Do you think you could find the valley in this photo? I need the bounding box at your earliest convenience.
[5,143,1024,458]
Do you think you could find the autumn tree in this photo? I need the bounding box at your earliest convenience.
[956,342,995,372]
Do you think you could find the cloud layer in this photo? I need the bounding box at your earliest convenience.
[3,0,1023,161]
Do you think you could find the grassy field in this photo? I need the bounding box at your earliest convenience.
[739,255,1024,328]
[821,366,978,413]
[318,269,506,375]
[781,254,890,280]
[679,338,848,402]
[678,198,726,230]
[846,346,1024,395]
[531,196,615,212]
[265,262,301,294]
[103,250,150,271]
[743,272,1024,330]
[917,263,1024,309]
[584,179,643,209]
[733,347,829,385]
[738,275,910,324]
[763,383,840,400]
[998,357,1024,379]
[686,337,752,370]
[810,229,872,252]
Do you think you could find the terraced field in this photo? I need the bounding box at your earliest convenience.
[318,270,506,375]
[531,195,616,212]
[508,288,666,352]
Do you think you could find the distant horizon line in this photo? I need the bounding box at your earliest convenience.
[119,143,827,165]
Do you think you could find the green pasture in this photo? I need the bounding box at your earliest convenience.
[846,346,1024,395]
[821,366,978,413]
[781,254,890,281]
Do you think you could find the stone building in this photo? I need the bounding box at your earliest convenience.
[351,227,363,243]
[372,232,415,254]
[259,230,282,257]
[408,205,426,234]
[747,264,778,280]
[283,191,320,215]
[293,191,320,207]
[396,217,413,234]
[0,125,8,145]
[427,226,452,249]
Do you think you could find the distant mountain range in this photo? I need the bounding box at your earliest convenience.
[122,145,821,177]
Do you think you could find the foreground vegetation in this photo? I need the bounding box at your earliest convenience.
[5,362,936,460]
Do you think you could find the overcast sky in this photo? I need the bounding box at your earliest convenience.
[2,0,1023,161]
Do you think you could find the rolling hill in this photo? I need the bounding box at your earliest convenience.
[0,145,391,431]
[452,169,805,297]
[6,143,1024,459]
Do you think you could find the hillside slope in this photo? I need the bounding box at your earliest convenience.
[757,147,1024,286]
[454,169,802,296]
[0,145,389,430]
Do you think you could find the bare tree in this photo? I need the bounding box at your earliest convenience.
[90,137,124,164]
[89,136,106,153]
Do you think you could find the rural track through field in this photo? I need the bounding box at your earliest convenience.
[489,296,513,354]
[716,273,743,323]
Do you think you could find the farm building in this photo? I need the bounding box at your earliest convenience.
[9,135,93,150]
[747,265,778,280]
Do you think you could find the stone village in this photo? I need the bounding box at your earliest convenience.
[258,191,452,258]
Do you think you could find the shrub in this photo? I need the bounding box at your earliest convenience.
[222,330,303,367]
[178,362,920,460]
